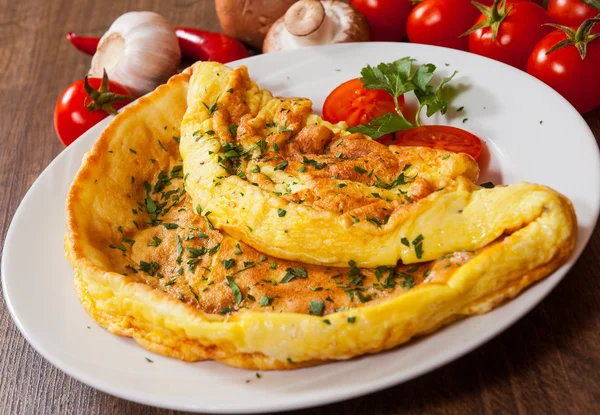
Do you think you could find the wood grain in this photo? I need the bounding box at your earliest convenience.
[0,0,599,413]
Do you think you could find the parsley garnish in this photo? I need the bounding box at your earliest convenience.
[480,182,495,188]
[301,156,326,170]
[401,237,410,247]
[139,261,159,276]
[229,124,238,137]
[274,160,288,171]
[226,276,243,305]
[277,208,287,217]
[348,57,457,138]
[163,223,178,229]
[222,259,236,270]
[175,235,183,264]
[309,300,325,316]
[259,294,272,307]
[412,234,424,259]
[347,316,356,323]
[280,267,308,283]
[354,166,367,174]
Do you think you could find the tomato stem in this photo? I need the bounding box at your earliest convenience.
[544,18,600,59]
[581,0,600,12]
[462,0,514,41]
[83,70,132,115]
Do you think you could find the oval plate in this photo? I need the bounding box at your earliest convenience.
[3,43,599,413]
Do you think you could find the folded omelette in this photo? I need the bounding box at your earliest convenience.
[65,62,577,370]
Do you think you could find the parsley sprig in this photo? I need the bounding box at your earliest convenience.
[348,57,457,139]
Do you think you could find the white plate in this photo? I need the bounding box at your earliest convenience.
[3,43,599,413]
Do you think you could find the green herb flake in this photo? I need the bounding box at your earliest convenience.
[354,166,367,174]
[222,259,236,270]
[323,319,331,325]
[280,267,308,283]
[269,261,277,269]
[347,316,356,323]
[259,293,272,307]
[274,160,288,171]
[480,182,495,188]
[234,243,243,255]
[163,223,178,230]
[401,237,410,247]
[226,276,243,305]
[277,208,287,217]
[309,300,325,316]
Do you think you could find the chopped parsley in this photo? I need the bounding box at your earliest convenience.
[226,276,243,305]
[222,259,236,270]
[277,208,287,217]
[309,300,325,316]
[259,294,272,307]
[274,160,288,171]
[280,267,308,283]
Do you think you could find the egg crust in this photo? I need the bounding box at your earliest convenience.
[66,64,577,370]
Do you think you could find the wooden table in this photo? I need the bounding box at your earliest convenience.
[1,0,599,413]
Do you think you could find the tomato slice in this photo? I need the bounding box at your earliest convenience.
[392,125,482,160]
[322,78,403,127]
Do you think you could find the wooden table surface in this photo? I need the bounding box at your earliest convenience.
[1,0,599,413]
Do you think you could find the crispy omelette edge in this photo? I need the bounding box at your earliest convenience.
[65,68,578,370]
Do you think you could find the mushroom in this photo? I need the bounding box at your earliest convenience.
[215,0,298,50]
[263,0,370,53]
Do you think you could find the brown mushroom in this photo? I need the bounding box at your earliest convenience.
[263,0,370,53]
[215,0,297,50]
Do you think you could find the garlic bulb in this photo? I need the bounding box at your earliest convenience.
[89,12,181,97]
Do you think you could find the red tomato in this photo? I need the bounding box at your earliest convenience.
[349,0,413,41]
[547,0,598,28]
[322,78,403,127]
[407,0,482,51]
[391,126,483,160]
[527,30,600,114]
[54,76,131,146]
[468,0,553,70]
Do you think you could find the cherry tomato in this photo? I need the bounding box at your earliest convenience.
[527,29,600,114]
[468,0,553,71]
[54,75,131,146]
[391,126,483,160]
[322,78,403,127]
[349,0,413,41]
[547,0,598,28]
[407,0,482,51]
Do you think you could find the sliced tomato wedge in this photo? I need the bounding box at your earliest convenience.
[391,125,482,160]
[322,78,403,127]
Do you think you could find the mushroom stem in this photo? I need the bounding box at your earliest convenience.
[284,0,335,46]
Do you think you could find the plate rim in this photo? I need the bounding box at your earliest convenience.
[2,42,599,413]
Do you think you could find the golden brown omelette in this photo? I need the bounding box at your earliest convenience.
[65,62,577,370]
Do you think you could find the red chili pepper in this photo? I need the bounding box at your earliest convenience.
[174,27,250,63]
[66,28,250,64]
[66,32,100,55]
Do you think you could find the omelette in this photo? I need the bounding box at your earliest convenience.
[65,62,577,370]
